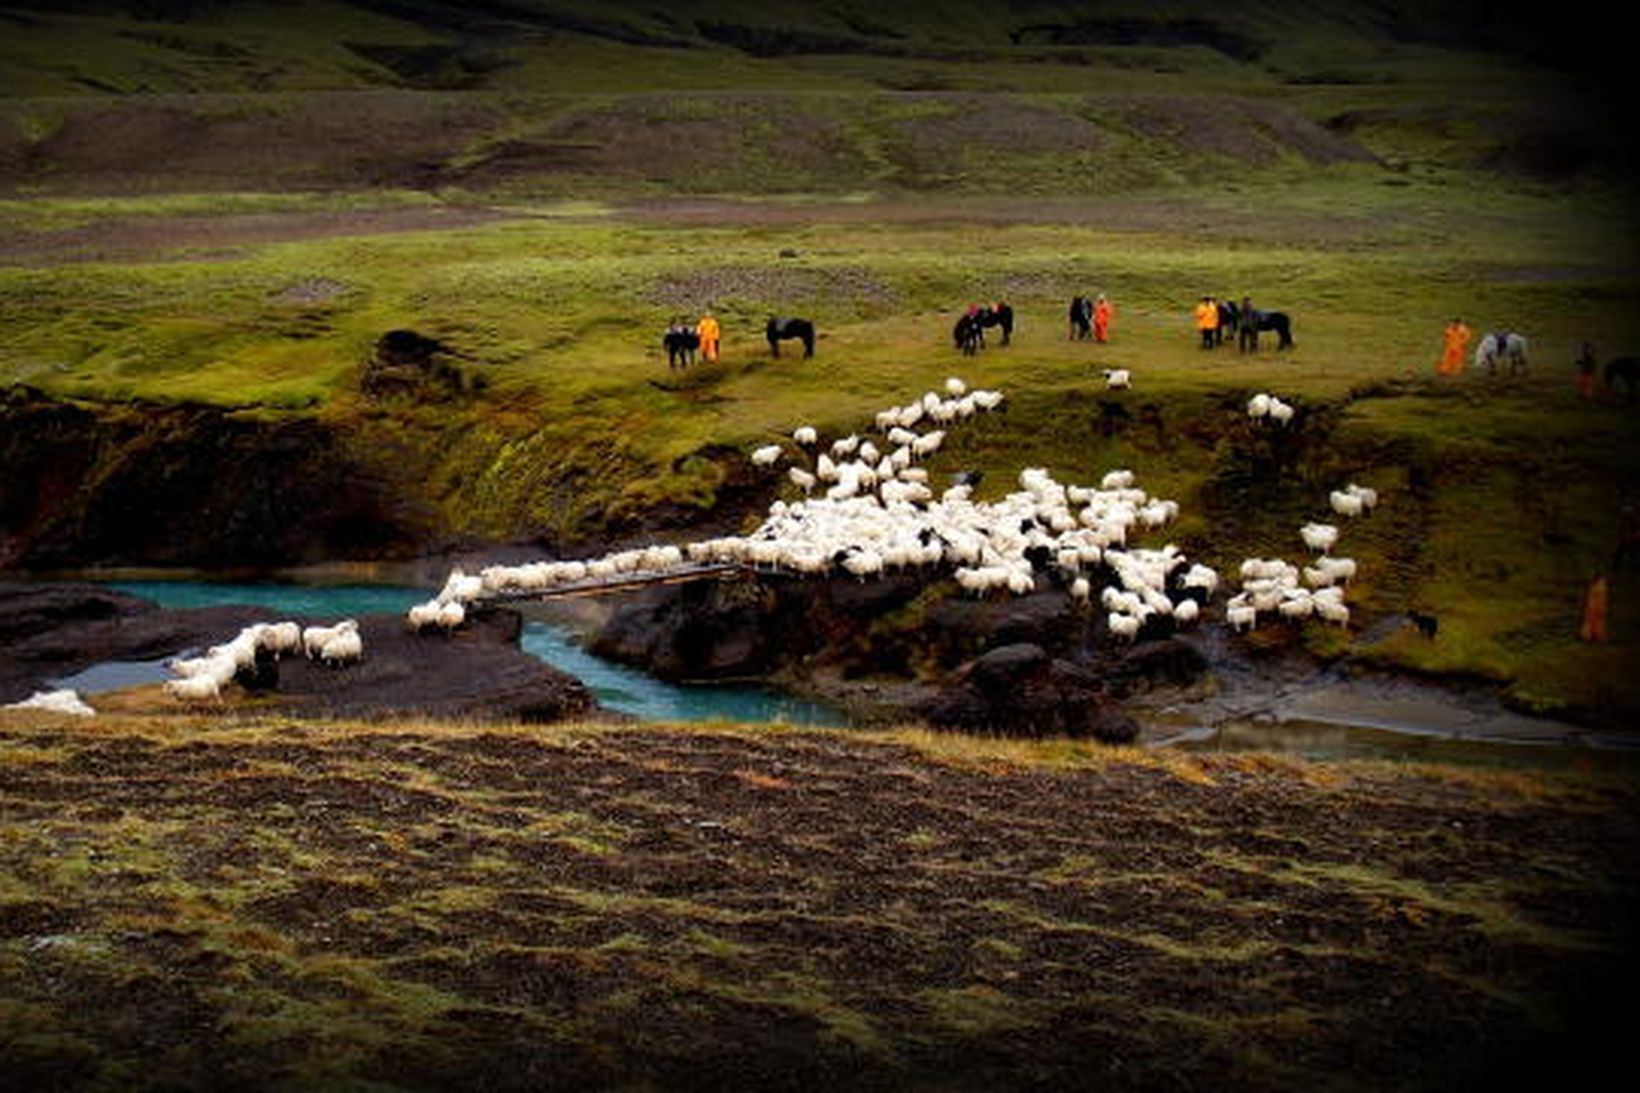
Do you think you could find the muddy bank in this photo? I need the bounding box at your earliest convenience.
[0,582,603,724]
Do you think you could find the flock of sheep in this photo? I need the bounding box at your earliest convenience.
[412,374,1379,653]
[3,372,1380,717]
[162,618,362,703]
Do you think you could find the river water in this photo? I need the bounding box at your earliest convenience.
[33,580,1635,769]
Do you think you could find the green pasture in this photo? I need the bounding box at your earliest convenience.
[2,162,1637,713]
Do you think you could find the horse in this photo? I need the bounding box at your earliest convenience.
[766,316,814,358]
[1474,331,1528,376]
[1068,296,1092,340]
[662,324,699,369]
[1242,307,1294,350]
[1215,299,1241,347]
[973,302,1013,346]
[1606,356,1640,402]
[954,312,982,355]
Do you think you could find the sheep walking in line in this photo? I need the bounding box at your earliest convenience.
[163,618,321,704]
[303,619,359,660]
[320,627,364,667]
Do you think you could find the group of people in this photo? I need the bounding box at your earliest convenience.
[1194,294,1262,351]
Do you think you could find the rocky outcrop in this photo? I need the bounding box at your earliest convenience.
[0,389,431,570]
[918,643,1140,743]
[0,582,604,724]
[586,573,1208,739]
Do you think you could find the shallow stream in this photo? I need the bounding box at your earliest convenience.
[35,579,1637,770]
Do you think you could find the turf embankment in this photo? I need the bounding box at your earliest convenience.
[0,710,1635,1091]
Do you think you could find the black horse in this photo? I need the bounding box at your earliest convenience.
[973,302,1013,346]
[1242,307,1294,350]
[1068,296,1093,340]
[1606,356,1640,402]
[954,312,982,355]
[662,324,699,369]
[766,316,815,358]
[1215,300,1241,348]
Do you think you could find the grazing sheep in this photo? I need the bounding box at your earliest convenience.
[1247,393,1271,419]
[1300,523,1339,554]
[1268,398,1294,426]
[1103,369,1131,390]
[788,467,817,494]
[751,444,783,468]
[793,426,818,446]
[945,376,967,397]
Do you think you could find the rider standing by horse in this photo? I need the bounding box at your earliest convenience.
[1438,318,1472,376]
[1094,294,1112,343]
[1194,296,1219,350]
[695,310,720,363]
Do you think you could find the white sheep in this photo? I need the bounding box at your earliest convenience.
[262,621,302,657]
[303,619,358,659]
[437,600,466,632]
[751,444,783,468]
[164,674,222,704]
[1268,397,1294,426]
[1329,490,1363,517]
[4,689,96,716]
[1300,523,1339,554]
[1247,393,1270,419]
[788,467,817,494]
[1103,369,1131,390]
[320,628,364,667]
[1108,612,1141,641]
[945,376,967,397]
[407,600,443,632]
[792,426,818,447]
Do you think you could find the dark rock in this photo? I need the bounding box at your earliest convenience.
[921,642,1139,743]
[1103,638,1211,699]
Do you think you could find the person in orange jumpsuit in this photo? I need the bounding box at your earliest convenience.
[696,310,720,363]
[1438,317,1471,376]
[1093,294,1112,343]
[1579,571,1610,642]
[1194,296,1219,349]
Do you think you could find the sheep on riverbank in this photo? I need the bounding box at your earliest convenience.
[4,688,96,716]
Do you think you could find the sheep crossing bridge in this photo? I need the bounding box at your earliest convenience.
[480,561,749,604]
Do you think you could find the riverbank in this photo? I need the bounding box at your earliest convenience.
[4,576,1634,764]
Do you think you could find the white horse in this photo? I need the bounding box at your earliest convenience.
[1475,331,1528,376]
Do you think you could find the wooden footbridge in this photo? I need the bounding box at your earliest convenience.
[482,561,749,605]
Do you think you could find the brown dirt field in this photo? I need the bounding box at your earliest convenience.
[0,204,514,267]
[1,714,1635,1091]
